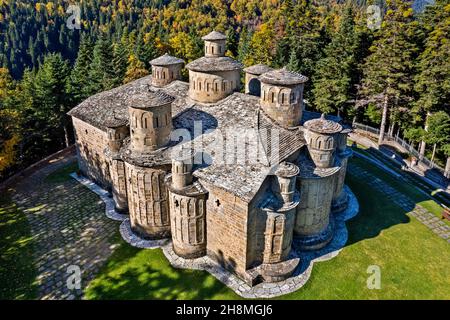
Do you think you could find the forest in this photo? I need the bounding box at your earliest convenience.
[0,0,448,181]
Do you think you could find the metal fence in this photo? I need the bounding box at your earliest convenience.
[352,122,446,175]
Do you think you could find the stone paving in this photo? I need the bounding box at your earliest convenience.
[10,155,119,300]
[348,162,450,243]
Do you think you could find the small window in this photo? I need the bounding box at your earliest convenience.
[215,83,218,92]
[212,46,214,54]
[155,117,159,128]
[271,92,275,103]
[281,93,285,104]
[215,199,221,207]
[85,129,88,134]
[199,82,202,90]
[175,200,179,207]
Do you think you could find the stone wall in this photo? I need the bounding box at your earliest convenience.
[204,40,226,58]
[304,130,336,168]
[109,159,128,212]
[72,117,110,187]
[188,70,240,103]
[260,83,304,127]
[203,181,249,276]
[168,191,207,258]
[246,180,271,268]
[295,173,336,238]
[125,162,171,239]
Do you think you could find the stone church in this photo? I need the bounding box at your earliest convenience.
[68,31,353,286]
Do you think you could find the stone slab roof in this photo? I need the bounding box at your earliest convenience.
[68,77,344,202]
[186,57,243,72]
[150,53,184,66]
[202,31,227,41]
[260,68,308,86]
[127,89,175,109]
[243,64,273,75]
[258,108,306,166]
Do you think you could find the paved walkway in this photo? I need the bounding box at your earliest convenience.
[348,162,450,243]
[10,155,118,300]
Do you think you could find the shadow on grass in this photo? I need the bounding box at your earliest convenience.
[84,244,235,300]
[0,193,37,299]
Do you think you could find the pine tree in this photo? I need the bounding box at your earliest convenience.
[21,54,71,160]
[359,0,417,145]
[112,41,129,87]
[312,5,359,116]
[67,35,94,105]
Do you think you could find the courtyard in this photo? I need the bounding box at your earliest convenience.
[1,147,449,300]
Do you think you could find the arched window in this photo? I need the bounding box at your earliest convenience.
[271,92,275,103]
[199,82,202,90]
[163,71,166,79]
[281,93,285,104]
[193,81,196,90]
[206,82,210,92]
[215,82,218,92]
[212,46,214,54]
[155,117,159,128]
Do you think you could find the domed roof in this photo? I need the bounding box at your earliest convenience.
[243,64,273,75]
[259,67,308,85]
[274,161,300,178]
[202,31,227,41]
[186,56,243,72]
[127,88,175,109]
[150,53,184,66]
[304,114,343,134]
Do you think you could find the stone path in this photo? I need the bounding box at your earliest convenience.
[10,155,119,300]
[348,162,450,243]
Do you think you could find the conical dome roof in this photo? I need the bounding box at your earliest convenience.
[202,31,227,41]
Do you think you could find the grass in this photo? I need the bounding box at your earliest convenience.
[85,157,450,300]
[0,193,38,299]
[44,161,78,183]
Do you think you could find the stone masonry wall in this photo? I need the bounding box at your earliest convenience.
[72,117,111,187]
[295,173,337,236]
[188,70,240,103]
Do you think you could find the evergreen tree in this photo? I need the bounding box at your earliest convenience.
[87,34,115,94]
[112,41,129,87]
[359,0,417,145]
[413,0,450,157]
[67,35,94,105]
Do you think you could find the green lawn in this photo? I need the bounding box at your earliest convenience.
[85,157,450,300]
[0,193,38,299]
[44,161,79,183]
[2,157,449,300]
